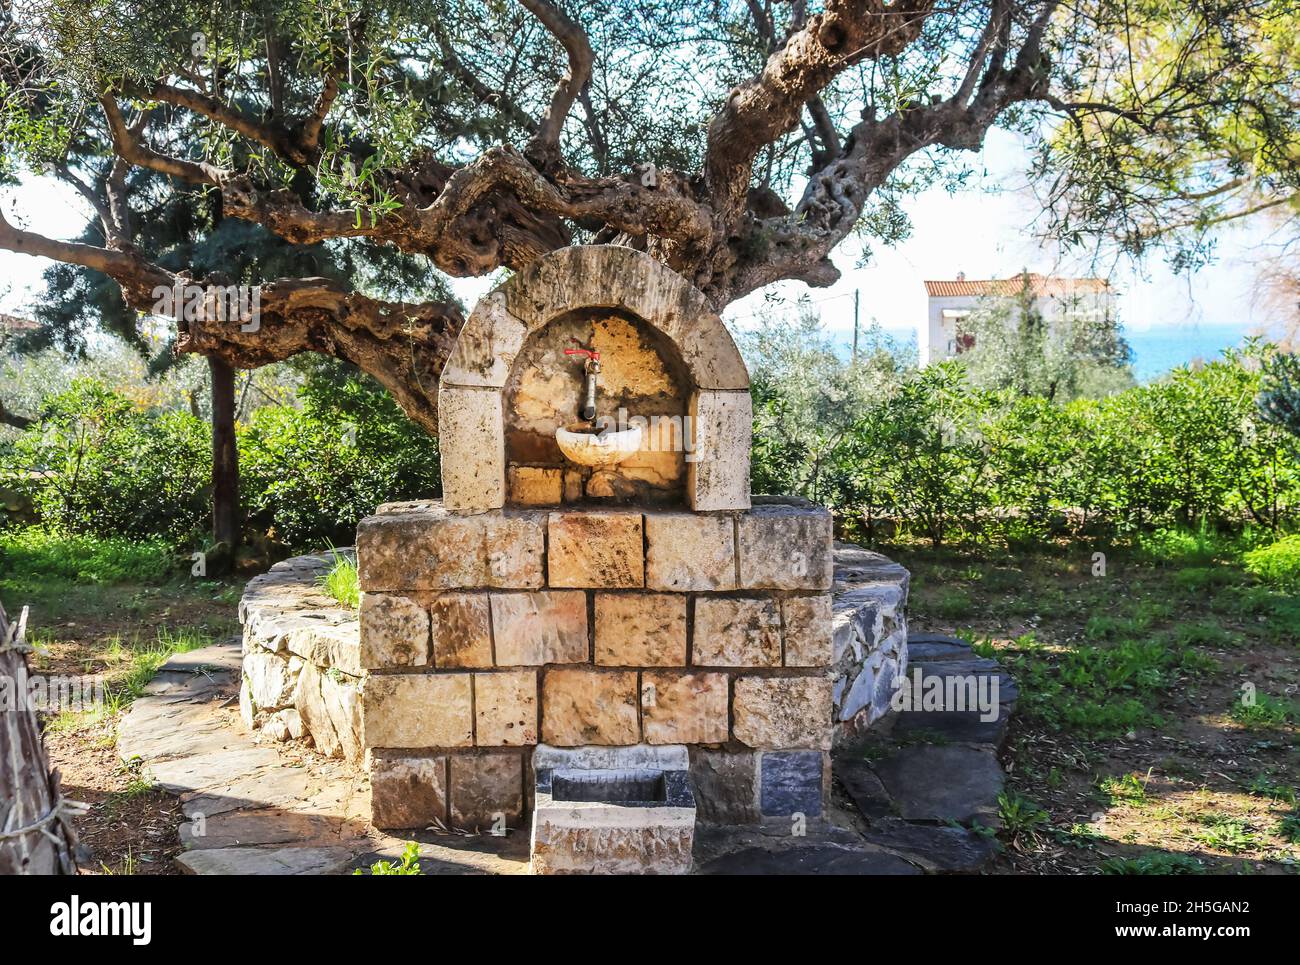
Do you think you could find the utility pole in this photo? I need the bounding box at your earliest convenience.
[852,289,860,364]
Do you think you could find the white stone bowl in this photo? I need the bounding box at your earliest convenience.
[554,423,643,467]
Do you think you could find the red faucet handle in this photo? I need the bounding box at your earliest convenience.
[564,347,600,361]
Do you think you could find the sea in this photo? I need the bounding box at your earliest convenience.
[840,323,1261,382]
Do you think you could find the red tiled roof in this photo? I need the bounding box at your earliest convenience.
[924,273,1111,298]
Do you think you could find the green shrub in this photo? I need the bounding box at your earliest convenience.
[319,550,359,608]
[238,372,441,550]
[1243,535,1300,587]
[1,379,210,542]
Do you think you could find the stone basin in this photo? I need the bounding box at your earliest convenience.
[554,422,643,467]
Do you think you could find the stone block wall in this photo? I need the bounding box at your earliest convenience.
[238,553,363,761]
[356,497,837,832]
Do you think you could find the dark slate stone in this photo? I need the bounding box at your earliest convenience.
[906,640,974,661]
[698,845,920,876]
[871,744,1004,826]
[890,703,1015,747]
[859,818,999,874]
[760,751,823,817]
[834,756,896,819]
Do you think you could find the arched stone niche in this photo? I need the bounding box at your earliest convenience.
[438,245,752,512]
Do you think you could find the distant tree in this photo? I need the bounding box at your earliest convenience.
[956,273,1133,401]
[1258,350,1300,441]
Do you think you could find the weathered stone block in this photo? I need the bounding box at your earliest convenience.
[782,594,833,668]
[430,593,493,668]
[547,511,644,588]
[688,390,751,511]
[244,649,300,710]
[530,764,695,875]
[737,503,833,590]
[732,676,832,750]
[692,597,781,667]
[689,748,760,824]
[474,670,538,746]
[356,504,544,591]
[359,593,429,669]
[449,753,525,831]
[594,592,687,666]
[644,512,736,591]
[440,290,529,389]
[370,753,446,828]
[759,750,824,817]
[490,591,588,665]
[541,669,640,746]
[641,671,728,744]
[320,669,363,762]
[438,386,506,511]
[362,674,473,748]
[508,465,563,506]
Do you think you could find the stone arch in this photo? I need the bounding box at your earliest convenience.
[437,245,751,513]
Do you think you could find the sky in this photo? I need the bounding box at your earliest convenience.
[1,127,1287,344]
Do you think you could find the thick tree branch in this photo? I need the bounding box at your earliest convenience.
[705,0,936,224]
[518,0,594,169]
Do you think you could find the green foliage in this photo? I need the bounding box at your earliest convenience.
[1099,853,1207,875]
[0,380,210,543]
[1243,535,1300,587]
[1258,352,1300,439]
[238,366,441,549]
[996,792,1049,838]
[752,337,1300,545]
[319,550,359,609]
[354,841,423,876]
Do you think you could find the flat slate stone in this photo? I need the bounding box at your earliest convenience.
[698,844,920,875]
[871,744,1004,826]
[859,818,999,873]
[834,756,896,819]
[181,767,318,818]
[158,641,241,676]
[891,704,1015,747]
[180,808,353,850]
[176,844,355,875]
[906,640,974,661]
[147,746,283,793]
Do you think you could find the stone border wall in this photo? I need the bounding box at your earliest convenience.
[831,542,910,739]
[235,539,909,796]
[238,552,363,762]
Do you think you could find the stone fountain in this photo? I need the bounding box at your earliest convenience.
[354,245,843,873]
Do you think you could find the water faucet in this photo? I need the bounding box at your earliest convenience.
[564,347,601,422]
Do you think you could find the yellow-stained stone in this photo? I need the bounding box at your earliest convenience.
[645,512,736,591]
[641,671,728,744]
[692,597,781,667]
[490,591,588,665]
[737,503,833,590]
[508,466,563,506]
[359,593,430,670]
[782,595,834,667]
[541,668,640,746]
[547,511,644,588]
[362,674,473,748]
[474,670,538,746]
[594,593,687,666]
[732,676,832,750]
[430,593,493,669]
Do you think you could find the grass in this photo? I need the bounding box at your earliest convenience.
[0,528,175,586]
[895,525,1300,874]
[319,550,359,609]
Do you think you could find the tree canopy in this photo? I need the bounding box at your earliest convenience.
[0,0,1294,434]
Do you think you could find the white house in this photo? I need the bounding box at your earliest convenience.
[919,272,1114,365]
